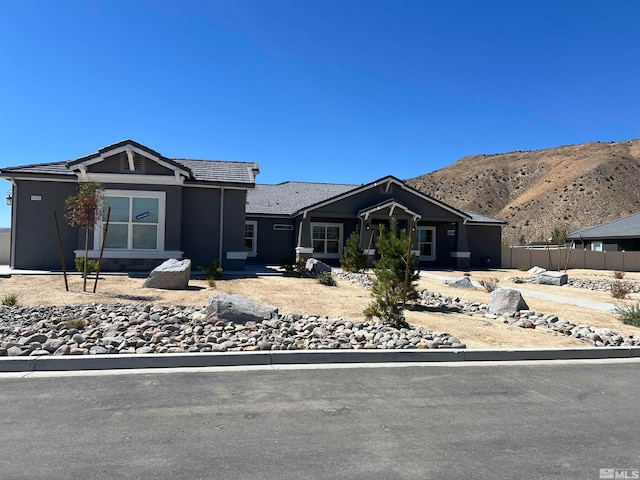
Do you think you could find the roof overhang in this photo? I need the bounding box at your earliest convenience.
[67,142,192,180]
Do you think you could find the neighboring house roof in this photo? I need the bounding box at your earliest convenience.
[0,140,259,187]
[247,176,505,225]
[247,181,357,215]
[567,212,640,240]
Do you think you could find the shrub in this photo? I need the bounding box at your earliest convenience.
[479,277,499,292]
[614,302,640,327]
[513,278,525,284]
[363,219,419,328]
[340,233,367,272]
[1,293,18,306]
[517,264,529,272]
[317,272,337,286]
[613,271,626,280]
[610,281,632,299]
[75,257,98,277]
[198,260,224,282]
[294,259,309,278]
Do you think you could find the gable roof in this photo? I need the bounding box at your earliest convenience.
[0,140,259,187]
[247,176,505,225]
[568,212,640,240]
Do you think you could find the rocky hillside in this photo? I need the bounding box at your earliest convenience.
[406,139,640,245]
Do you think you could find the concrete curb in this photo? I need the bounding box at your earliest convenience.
[1,347,639,372]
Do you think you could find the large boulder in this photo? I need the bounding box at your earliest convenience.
[306,258,331,277]
[205,293,278,324]
[142,259,191,290]
[528,266,547,275]
[537,271,568,286]
[488,288,529,316]
[445,276,475,289]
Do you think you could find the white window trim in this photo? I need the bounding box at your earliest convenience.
[310,222,343,259]
[591,241,603,252]
[416,226,436,261]
[94,190,166,251]
[245,220,258,257]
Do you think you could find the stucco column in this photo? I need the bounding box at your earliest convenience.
[452,222,471,269]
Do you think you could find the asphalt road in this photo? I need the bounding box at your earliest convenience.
[1,361,639,480]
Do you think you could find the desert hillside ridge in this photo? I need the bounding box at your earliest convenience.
[406,139,640,246]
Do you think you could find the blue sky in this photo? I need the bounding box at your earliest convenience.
[1,0,639,228]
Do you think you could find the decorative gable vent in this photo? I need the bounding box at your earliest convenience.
[120,152,144,173]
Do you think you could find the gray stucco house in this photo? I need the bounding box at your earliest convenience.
[1,140,258,271]
[567,213,640,252]
[246,176,505,269]
[1,140,505,271]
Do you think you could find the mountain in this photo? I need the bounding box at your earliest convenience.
[406,139,640,245]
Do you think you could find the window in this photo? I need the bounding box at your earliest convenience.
[591,241,603,252]
[416,227,436,260]
[311,223,343,258]
[245,221,257,256]
[97,190,165,250]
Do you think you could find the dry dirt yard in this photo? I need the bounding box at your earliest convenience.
[1,268,639,349]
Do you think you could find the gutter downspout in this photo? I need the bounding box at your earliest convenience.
[219,188,225,262]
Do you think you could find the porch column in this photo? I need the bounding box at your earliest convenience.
[452,222,471,269]
[295,216,313,262]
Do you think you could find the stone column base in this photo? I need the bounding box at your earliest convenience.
[295,247,314,263]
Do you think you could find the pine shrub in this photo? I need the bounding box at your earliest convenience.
[340,233,367,272]
[363,219,419,328]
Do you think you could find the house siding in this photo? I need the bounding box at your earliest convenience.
[246,217,296,265]
[466,225,503,268]
[11,180,78,270]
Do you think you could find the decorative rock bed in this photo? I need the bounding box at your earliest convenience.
[0,303,465,357]
[337,272,639,348]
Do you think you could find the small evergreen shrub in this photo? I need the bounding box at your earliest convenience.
[610,281,632,299]
[1,293,18,306]
[317,272,337,286]
[613,271,626,280]
[294,260,309,278]
[517,264,529,272]
[614,302,640,327]
[75,257,98,277]
[340,233,367,272]
[479,277,499,292]
[363,219,419,328]
[198,261,224,281]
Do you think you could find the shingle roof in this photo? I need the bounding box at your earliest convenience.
[172,159,258,185]
[247,179,505,225]
[462,210,507,224]
[0,161,74,177]
[1,156,258,186]
[568,213,640,239]
[247,182,358,215]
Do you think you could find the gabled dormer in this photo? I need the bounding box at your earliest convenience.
[66,140,192,185]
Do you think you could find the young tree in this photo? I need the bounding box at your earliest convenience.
[340,232,368,272]
[65,182,104,291]
[363,219,420,328]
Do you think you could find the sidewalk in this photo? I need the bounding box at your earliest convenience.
[419,271,618,313]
